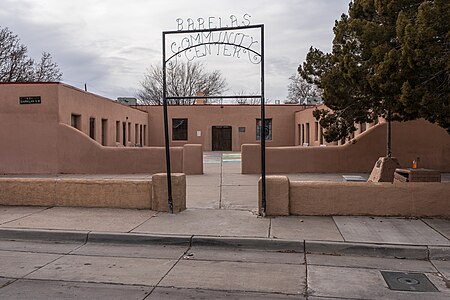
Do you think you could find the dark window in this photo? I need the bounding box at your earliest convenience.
[128,122,131,142]
[134,124,138,145]
[122,122,126,146]
[314,122,319,141]
[71,114,81,130]
[101,119,108,146]
[305,123,310,144]
[143,125,147,145]
[360,122,366,133]
[115,121,120,143]
[301,124,305,144]
[320,127,324,145]
[89,117,95,140]
[172,118,188,141]
[256,119,272,140]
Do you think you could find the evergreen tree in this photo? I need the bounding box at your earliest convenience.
[299,0,449,147]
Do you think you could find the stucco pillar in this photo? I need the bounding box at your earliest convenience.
[241,144,261,174]
[258,175,290,216]
[152,173,186,213]
[183,144,203,175]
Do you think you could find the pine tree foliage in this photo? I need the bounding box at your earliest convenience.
[299,0,449,142]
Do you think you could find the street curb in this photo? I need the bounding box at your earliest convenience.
[192,236,304,252]
[305,240,429,260]
[1,228,448,260]
[87,232,191,246]
[0,228,88,243]
[428,246,450,260]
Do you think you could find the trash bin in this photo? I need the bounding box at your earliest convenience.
[394,168,441,182]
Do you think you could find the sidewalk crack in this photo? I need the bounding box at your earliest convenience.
[143,240,192,299]
[331,216,346,242]
[0,206,53,226]
[303,241,309,299]
[268,218,272,238]
[20,252,67,280]
[420,219,450,243]
[219,152,223,209]
[127,213,157,233]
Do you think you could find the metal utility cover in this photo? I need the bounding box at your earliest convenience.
[342,175,366,182]
[381,271,439,292]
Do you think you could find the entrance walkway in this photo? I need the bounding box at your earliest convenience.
[187,152,259,211]
[186,151,371,212]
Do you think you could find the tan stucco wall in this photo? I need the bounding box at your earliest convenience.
[259,176,450,217]
[0,178,153,209]
[58,85,149,146]
[137,105,307,151]
[0,83,60,173]
[0,174,190,211]
[0,83,203,175]
[243,119,450,173]
[289,181,450,217]
[294,105,379,147]
[57,123,185,174]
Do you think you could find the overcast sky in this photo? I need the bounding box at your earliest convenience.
[1,0,350,101]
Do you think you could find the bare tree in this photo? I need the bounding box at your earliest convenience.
[0,27,62,82]
[33,52,62,81]
[232,90,262,105]
[285,73,321,104]
[137,61,227,105]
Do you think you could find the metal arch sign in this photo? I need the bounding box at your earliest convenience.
[161,15,267,215]
[169,14,260,64]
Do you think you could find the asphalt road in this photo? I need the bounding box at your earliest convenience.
[0,239,449,299]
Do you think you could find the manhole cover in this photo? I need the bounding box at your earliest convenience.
[381,271,439,292]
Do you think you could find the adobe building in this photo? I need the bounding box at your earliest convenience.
[1,82,449,175]
[0,82,201,175]
[139,104,308,151]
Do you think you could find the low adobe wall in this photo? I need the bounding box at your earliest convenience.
[259,176,450,217]
[0,173,187,211]
[58,124,203,174]
[0,178,153,209]
[243,120,450,174]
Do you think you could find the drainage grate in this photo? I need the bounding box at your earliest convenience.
[381,271,439,292]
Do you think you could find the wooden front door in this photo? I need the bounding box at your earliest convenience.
[212,126,232,151]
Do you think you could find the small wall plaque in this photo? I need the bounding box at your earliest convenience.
[239,127,246,133]
[20,96,41,104]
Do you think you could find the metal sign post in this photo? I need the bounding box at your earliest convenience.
[162,33,174,213]
[259,25,266,216]
[162,20,266,214]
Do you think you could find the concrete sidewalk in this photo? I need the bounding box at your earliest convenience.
[1,152,449,257]
[1,206,449,258]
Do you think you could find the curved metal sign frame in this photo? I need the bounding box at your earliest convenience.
[162,25,266,215]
